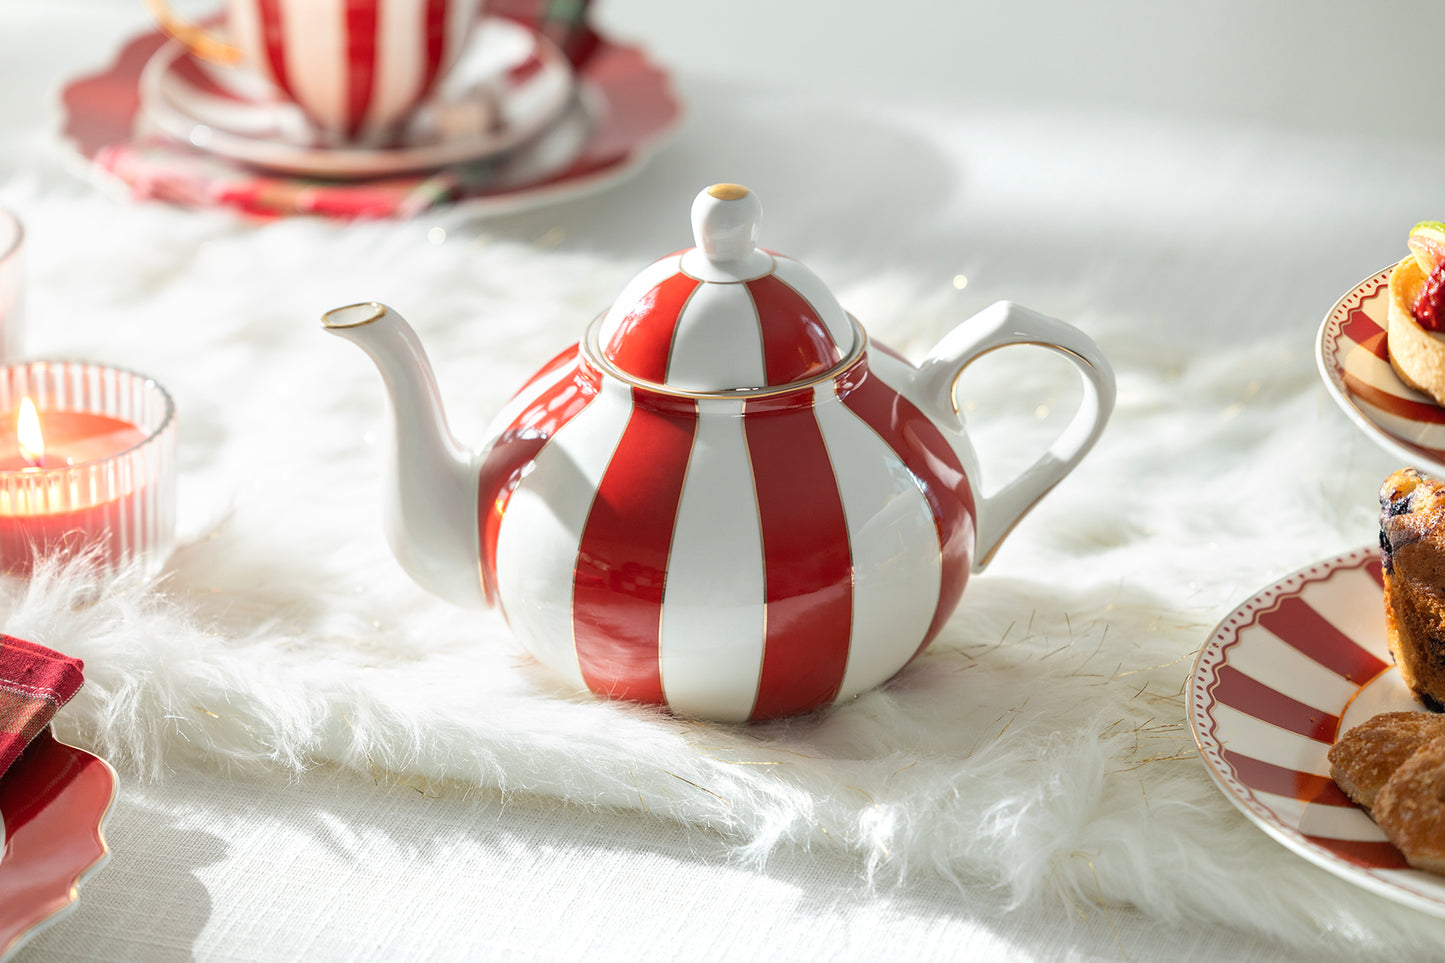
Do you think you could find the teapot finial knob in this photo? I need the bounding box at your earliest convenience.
[692,183,762,264]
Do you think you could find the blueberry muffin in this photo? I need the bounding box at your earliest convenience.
[1380,467,1445,709]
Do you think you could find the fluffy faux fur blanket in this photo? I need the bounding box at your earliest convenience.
[0,167,1435,956]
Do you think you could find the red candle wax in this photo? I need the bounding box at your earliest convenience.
[0,410,150,574]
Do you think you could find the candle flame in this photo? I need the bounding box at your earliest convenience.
[17,398,42,468]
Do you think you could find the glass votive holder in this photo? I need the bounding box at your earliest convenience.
[0,362,177,579]
[0,210,23,362]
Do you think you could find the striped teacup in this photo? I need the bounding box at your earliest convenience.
[146,0,485,145]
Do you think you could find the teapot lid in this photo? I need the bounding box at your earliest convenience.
[594,185,859,393]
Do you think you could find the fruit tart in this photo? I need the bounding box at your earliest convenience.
[1388,221,1445,405]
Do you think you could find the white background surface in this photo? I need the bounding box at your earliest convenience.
[4,2,1445,961]
[595,0,1444,147]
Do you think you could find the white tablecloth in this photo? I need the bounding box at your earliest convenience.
[7,3,1445,960]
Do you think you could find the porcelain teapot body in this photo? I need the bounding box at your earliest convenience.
[324,185,1115,721]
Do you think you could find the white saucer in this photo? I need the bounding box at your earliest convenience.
[136,18,576,179]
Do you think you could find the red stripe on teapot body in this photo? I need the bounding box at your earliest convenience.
[478,347,976,721]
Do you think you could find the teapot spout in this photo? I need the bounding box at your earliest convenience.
[322,302,487,609]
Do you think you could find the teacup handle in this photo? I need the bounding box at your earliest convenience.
[911,300,1116,571]
[144,0,243,66]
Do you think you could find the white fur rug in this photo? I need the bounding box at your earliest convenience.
[0,173,1436,956]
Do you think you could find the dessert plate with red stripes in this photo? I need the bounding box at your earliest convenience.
[1190,546,1445,915]
[1318,267,1445,476]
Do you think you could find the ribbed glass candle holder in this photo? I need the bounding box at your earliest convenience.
[0,362,176,579]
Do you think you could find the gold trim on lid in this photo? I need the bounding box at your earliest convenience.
[707,183,750,201]
[584,313,867,399]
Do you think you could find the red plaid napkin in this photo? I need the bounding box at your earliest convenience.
[0,635,84,782]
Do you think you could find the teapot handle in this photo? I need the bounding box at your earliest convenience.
[911,300,1115,571]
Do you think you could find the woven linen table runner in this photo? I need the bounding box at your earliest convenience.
[0,635,84,781]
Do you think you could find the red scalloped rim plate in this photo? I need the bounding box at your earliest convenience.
[57,16,681,219]
[0,729,116,959]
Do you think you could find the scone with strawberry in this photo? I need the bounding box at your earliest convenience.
[1388,221,1445,405]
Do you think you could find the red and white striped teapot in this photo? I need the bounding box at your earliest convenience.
[324,184,1115,721]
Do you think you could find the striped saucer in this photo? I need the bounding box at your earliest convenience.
[1318,267,1445,475]
[1190,547,1445,916]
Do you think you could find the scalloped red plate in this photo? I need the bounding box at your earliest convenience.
[0,729,116,959]
[58,18,681,219]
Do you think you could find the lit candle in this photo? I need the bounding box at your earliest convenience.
[0,399,147,471]
[0,362,176,578]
